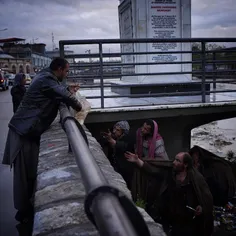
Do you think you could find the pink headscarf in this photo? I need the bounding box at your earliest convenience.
[136,120,162,159]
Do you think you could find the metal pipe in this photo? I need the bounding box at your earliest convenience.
[72,79,236,87]
[213,52,217,89]
[59,105,137,236]
[67,70,236,79]
[59,37,236,45]
[65,50,201,58]
[201,42,206,103]
[68,60,236,67]
[59,41,65,58]
[65,50,236,58]
[92,193,138,236]
[69,60,203,67]
[99,43,105,108]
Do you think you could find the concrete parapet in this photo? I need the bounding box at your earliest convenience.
[33,117,166,236]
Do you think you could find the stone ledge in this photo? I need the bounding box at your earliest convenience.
[33,117,166,236]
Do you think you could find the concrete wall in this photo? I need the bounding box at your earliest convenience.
[33,117,166,236]
[85,102,236,159]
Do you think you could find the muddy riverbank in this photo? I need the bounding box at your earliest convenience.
[192,118,236,159]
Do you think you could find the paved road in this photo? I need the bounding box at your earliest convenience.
[0,89,18,236]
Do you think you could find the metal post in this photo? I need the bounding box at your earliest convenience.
[99,43,105,108]
[73,57,76,76]
[59,41,67,86]
[213,52,216,89]
[201,42,206,103]
[59,41,65,58]
[59,104,138,236]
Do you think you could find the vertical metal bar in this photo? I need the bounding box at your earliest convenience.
[99,43,104,108]
[59,41,66,86]
[201,42,206,103]
[73,57,76,78]
[213,52,216,89]
[59,41,65,58]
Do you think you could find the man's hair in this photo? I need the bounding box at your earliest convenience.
[182,152,193,169]
[49,57,69,71]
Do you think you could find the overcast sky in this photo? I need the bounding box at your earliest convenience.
[0,0,236,52]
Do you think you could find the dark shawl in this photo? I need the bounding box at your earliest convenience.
[131,159,171,220]
[132,159,214,236]
[189,145,236,205]
[11,73,26,113]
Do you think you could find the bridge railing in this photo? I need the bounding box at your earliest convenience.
[59,104,150,236]
[59,38,236,108]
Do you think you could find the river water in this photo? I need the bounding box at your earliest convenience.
[191,118,236,158]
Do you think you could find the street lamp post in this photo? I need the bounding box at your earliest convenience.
[85,49,92,63]
[32,38,38,44]
[30,38,38,74]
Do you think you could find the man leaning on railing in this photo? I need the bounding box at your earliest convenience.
[2,57,82,235]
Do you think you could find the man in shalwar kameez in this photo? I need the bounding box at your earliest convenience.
[2,58,82,228]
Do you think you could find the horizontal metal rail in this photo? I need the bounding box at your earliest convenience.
[70,89,236,100]
[67,70,236,79]
[76,81,236,89]
[59,104,147,236]
[60,37,236,108]
[65,50,236,59]
[65,51,200,59]
[60,37,236,45]
[69,60,236,68]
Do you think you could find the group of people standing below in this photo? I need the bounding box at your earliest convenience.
[101,119,236,236]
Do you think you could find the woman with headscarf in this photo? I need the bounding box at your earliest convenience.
[101,120,135,189]
[11,73,26,113]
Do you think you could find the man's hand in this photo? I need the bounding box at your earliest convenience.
[73,101,82,112]
[101,130,112,140]
[195,205,203,216]
[124,152,144,167]
[101,130,116,146]
[69,85,80,94]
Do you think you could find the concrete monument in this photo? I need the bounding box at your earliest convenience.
[113,0,206,96]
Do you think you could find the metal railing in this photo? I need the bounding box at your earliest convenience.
[59,38,236,108]
[59,104,150,236]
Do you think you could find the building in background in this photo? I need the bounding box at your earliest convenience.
[0,37,51,73]
[46,48,74,63]
[0,45,31,74]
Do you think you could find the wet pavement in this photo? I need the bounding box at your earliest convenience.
[79,82,236,108]
[0,89,18,236]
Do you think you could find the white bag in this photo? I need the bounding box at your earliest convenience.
[74,91,91,125]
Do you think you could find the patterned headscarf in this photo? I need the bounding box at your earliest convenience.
[114,120,130,135]
[136,119,162,159]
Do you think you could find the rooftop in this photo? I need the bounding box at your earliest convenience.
[0,37,25,43]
